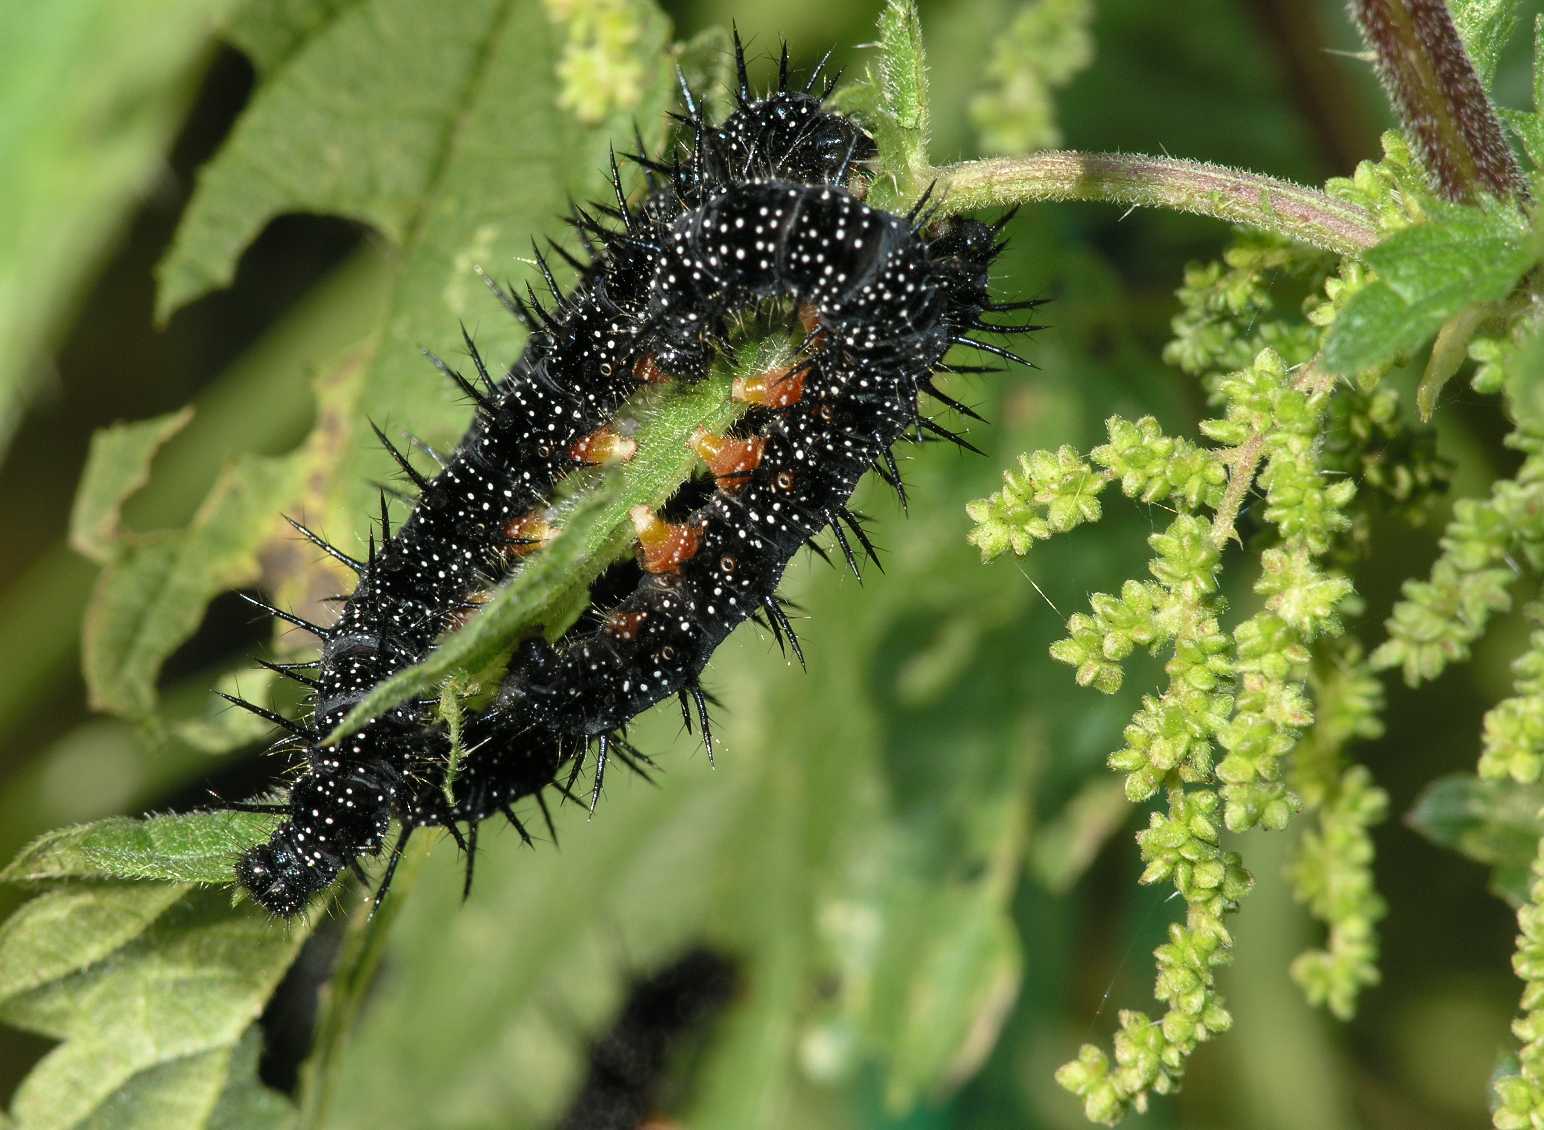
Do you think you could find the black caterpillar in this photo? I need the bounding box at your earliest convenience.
[553,947,739,1130]
[225,38,1033,917]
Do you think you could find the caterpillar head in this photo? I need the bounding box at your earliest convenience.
[237,829,327,918]
[236,765,396,916]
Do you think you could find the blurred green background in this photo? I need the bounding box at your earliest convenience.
[0,0,1536,1126]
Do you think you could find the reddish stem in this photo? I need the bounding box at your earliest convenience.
[1349,0,1525,201]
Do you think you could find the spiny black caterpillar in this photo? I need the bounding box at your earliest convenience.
[553,947,739,1130]
[224,35,1037,917]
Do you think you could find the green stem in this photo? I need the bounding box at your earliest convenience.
[923,152,1379,256]
[1212,430,1269,549]
[1210,361,1338,547]
[297,837,432,1129]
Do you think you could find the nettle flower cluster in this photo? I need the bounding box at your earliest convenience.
[1431,312,1544,1130]
[967,137,1478,1123]
[970,350,1389,1122]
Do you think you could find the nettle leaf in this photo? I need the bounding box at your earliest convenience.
[82,0,673,726]
[0,882,309,1130]
[75,295,376,731]
[1450,0,1521,87]
[324,476,627,744]
[0,883,189,1003]
[1,817,315,1126]
[3,812,279,886]
[157,0,647,319]
[68,408,195,566]
[81,451,304,720]
[222,0,359,75]
[1407,774,1544,905]
[1324,201,1538,376]
[58,258,386,733]
[1497,16,1544,168]
[1499,107,1544,168]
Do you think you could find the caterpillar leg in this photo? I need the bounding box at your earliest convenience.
[371,825,415,918]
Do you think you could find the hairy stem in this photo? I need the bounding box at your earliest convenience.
[926,152,1379,256]
[1211,361,1339,547]
[297,840,431,1129]
[1212,432,1269,549]
[1348,0,1525,201]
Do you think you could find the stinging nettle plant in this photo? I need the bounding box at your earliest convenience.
[3,0,1544,1126]
[967,0,1544,1124]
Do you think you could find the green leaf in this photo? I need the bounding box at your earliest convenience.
[1407,773,1544,904]
[1498,15,1544,166]
[1324,202,1538,376]
[223,0,360,75]
[1450,0,1521,87]
[81,450,305,720]
[156,0,670,327]
[2,812,279,886]
[172,667,284,754]
[0,882,189,1003]
[323,369,743,744]
[0,659,302,878]
[68,408,195,566]
[207,1027,297,1130]
[161,0,543,317]
[323,474,626,745]
[1499,106,1544,168]
[0,887,306,1130]
[0,0,234,461]
[847,0,931,209]
[6,248,385,770]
